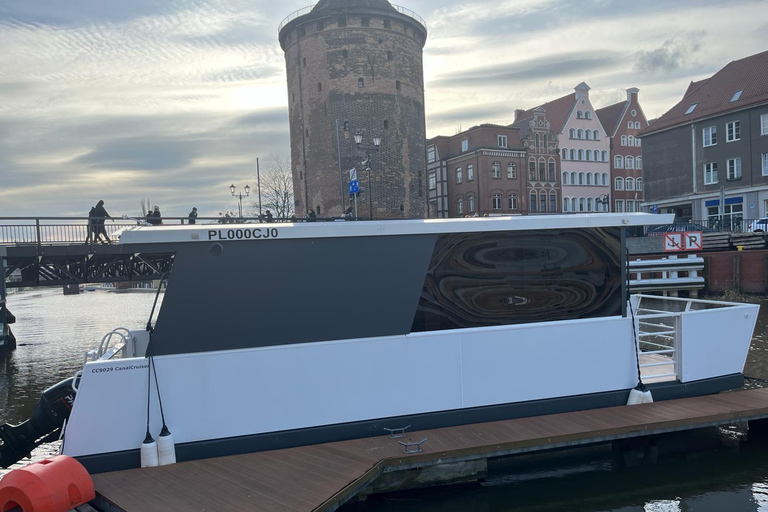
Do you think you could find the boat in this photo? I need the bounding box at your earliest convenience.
[0,213,759,473]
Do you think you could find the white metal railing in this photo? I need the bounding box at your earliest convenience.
[278,3,427,34]
[633,294,739,383]
[629,254,704,295]
[84,327,135,364]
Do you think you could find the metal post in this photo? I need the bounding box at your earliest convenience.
[368,163,373,220]
[35,218,41,254]
[336,119,345,214]
[257,158,263,218]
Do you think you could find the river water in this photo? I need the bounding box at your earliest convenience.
[2,289,768,511]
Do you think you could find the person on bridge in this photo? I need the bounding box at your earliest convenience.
[92,200,113,244]
[188,207,198,225]
[85,205,97,244]
[146,206,162,226]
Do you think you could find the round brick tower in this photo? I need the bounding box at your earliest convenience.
[279,0,428,219]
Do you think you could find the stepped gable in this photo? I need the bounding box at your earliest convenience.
[510,92,576,135]
[640,49,768,136]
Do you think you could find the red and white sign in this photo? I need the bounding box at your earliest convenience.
[663,231,703,252]
[663,233,683,252]
[684,231,703,251]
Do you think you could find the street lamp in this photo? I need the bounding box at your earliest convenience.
[230,183,250,219]
[354,131,381,219]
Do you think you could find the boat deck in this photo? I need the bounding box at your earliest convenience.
[92,388,768,512]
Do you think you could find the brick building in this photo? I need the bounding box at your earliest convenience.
[426,112,561,217]
[512,83,611,213]
[278,0,428,219]
[639,50,768,225]
[596,88,649,213]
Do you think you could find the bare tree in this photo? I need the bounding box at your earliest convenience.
[253,154,295,219]
[140,198,152,217]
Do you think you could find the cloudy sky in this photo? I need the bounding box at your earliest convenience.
[1,0,766,218]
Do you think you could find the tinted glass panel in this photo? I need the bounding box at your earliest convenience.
[411,227,622,332]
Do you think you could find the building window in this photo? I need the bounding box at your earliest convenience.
[571,197,577,212]
[492,161,501,178]
[704,162,718,184]
[570,149,576,160]
[563,172,570,185]
[387,50,393,61]
[461,139,468,152]
[578,172,585,185]
[536,133,540,147]
[625,156,634,169]
[576,111,583,119]
[570,172,577,184]
[498,135,508,148]
[383,120,389,129]
[577,129,583,139]
[628,121,633,129]
[427,145,436,163]
[685,103,697,115]
[509,194,518,210]
[615,199,624,212]
[635,122,641,129]
[602,173,608,185]
[457,197,463,215]
[636,156,643,169]
[594,130,600,140]
[548,160,555,181]
[762,114,768,135]
[579,197,586,212]
[585,111,591,120]
[428,171,436,190]
[602,150,608,161]
[626,177,635,191]
[621,135,627,146]
[562,148,568,160]
[493,193,502,210]
[586,173,593,185]
[628,135,634,146]
[468,195,474,212]
[529,160,536,180]
[703,126,717,146]
[550,192,556,212]
[577,149,584,161]
[626,200,635,213]
[395,80,401,91]
[540,192,547,212]
[538,160,546,181]
[317,82,322,92]
[731,89,743,102]
[530,193,537,212]
[762,153,768,176]
[358,78,364,88]
[544,135,548,147]
[342,49,348,59]
[614,155,623,169]
[467,164,474,181]
[361,17,370,26]
[631,109,637,117]
[615,177,624,190]
[338,16,347,27]
[636,138,641,147]
[570,128,576,139]
[456,167,462,183]
[726,121,740,142]
[637,178,643,191]
[507,162,516,178]
[585,149,592,161]
[727,157,742,180]
[563,197,569,212]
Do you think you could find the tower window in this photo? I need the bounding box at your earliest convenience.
[384,120,389,129]
[338,16,346,27]
[303,57,306,67]
[298,26,305,38]
[396,80,401,91]
[317,82,322,92]
[342,49,348,59]
[387,51,393,61]
[343,121,349,131]
[305,128,309,137]
[358,78,364,88]
[361,17,370,26]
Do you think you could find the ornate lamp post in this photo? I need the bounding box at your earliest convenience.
[230,183,250,219]
[354,132,381,219]
[596,194,610,213]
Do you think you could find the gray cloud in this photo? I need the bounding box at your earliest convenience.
[430,52,624,88]
[635,34,705,74]
[428,103,512,126]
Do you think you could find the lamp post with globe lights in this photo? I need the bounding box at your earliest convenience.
[354,132,381,219]
[230,184,250,219]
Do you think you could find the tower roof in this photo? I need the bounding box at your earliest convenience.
[312,0,396,12]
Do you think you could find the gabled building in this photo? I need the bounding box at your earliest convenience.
[426,121,558,217]
[512,82,611,213]
[596,88,649,213]
[639,50,768,225]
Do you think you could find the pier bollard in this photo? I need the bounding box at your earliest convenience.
[0,455,95,512]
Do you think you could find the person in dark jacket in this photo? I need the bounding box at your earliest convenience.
[146,206,162,226]
[92,200,113,243]
[307,209,317,222]
[265,210,273,223]
[188,207,198,225]
[85,205,97,243]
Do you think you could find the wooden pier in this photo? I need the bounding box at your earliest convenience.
[91,388,768,512]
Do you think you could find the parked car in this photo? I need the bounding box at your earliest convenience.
[748,218,768,233]
[646,222,714,236]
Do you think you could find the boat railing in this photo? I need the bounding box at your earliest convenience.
[633,294,750,383]
[85,327,135,364]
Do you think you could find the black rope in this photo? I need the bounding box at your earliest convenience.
[627,248,646,391]
[144,273,169,440]
[151,352,167,429]
[745,375,768,385]
[146,272,170,334]
[145,339,153,440]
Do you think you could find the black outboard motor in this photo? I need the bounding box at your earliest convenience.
[0,377,77,468]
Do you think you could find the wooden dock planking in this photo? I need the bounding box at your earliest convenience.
[91,388,768,512]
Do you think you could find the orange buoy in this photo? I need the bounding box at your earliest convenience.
[0,455,95,512]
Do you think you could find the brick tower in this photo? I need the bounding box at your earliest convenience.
[279,0,428,219]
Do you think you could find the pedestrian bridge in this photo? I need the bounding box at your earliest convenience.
[0,217,183,289]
